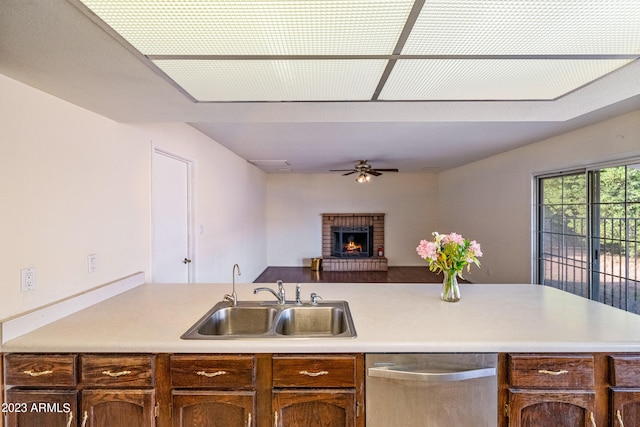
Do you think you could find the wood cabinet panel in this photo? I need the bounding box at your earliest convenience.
[272,355,356,388]
[611,389,640,427]
[81,389,155,427]
[508,354,594,389]
[5,389,77,427]
[273,389,355,427]
[507,389,596,427]
[81,354,155,388]
[609,355,640,387]
[4,354,76,387]
[172,390,255,427]
[170,355,254,390]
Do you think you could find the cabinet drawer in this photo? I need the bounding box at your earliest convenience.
[609,354,640,387]
[81,354,155,387]
[171,355,254,389]
[508,354,594,389]
[273,355,356,388]
[4,354,77,387]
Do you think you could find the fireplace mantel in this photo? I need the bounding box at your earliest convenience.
[321,213,388,271]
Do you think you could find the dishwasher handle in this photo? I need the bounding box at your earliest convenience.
[368,365,496,383]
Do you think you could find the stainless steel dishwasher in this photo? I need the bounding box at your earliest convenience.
[366,353,498,427]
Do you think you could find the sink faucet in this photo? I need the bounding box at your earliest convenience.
[254,280,286,304]
[224,263,241,305]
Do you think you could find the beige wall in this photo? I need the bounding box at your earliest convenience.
[265,172,439,266]
[0,75,267,319]
[438,110,640,284]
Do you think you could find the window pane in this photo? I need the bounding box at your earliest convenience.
[538,173,588,298]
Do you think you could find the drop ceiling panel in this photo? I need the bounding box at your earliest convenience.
[380,59,635,100]
[404,0,640,55]
[153,59,389,101]
[79,0,414,55]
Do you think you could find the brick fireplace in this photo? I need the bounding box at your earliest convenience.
[322,213,388,271]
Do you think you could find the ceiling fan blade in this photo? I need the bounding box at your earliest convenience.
[330,169,356,172]
[372,168,399,172]
[368,170,382,176]
[342,171,357,176]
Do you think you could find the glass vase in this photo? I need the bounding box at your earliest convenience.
[441,271,460,302]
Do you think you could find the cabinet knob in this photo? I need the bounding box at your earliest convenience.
[183,258,192,264]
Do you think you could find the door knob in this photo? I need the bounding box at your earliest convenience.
[183,258,192,264]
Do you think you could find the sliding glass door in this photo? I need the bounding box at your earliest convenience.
[537,162,640,314]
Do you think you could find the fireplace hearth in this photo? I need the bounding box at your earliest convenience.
[332,226,373,258]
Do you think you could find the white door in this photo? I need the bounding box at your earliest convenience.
[152,149,192,282]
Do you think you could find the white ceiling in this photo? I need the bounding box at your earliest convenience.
[1,0,640,173]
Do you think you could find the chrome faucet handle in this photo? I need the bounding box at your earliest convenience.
[254,286,286,304]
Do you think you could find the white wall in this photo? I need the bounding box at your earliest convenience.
[266,173,439,266]
[437,110,640,284]
[0,75,267,320]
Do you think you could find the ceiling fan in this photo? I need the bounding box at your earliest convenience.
[330,160,399,182]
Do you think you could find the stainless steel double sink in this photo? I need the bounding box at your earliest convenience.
[181,300,356,339]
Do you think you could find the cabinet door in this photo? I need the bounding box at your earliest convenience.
[273,390,355,427]
[81,389,155,427]
[5,389,77,427]
[172,390,255,427]
[611,389,640,427]
[507,390,596,427]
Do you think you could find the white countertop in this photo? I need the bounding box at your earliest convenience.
[3,282,640,353]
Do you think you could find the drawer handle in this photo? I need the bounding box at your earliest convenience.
[590,411,597,427]
[299,370,329,377]
[101,370,132,377]
[66,411,73,427]
[197,370,227,378]
[81,410,88,427]
[247,412,252,427]
[538,369,569,376]
[617,409,624,427]
[23,369,53,377]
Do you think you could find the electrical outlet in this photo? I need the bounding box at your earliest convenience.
[21,267,36,292]
[87,254,96,273]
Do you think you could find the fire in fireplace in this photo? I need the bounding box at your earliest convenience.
[331,226,373,258]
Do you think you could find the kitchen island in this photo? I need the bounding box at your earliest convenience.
[3,282,640,427]
[2,282,640,353]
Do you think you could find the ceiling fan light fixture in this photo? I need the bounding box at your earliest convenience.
[356,172,370,183]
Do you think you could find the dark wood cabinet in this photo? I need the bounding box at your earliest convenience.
[3,354,78,427]
[172,391,255,427]
[610,355,640,427]
[81,389,155,427]
[79,354,156,427]
[273,389,355,427]
[507,389,596,426]
[504,354,598,427]
[5,389,77,427]
[271,354,363,427]
[169,355,256,427]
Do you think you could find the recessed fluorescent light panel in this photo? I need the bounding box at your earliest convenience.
[75,0,640,102]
